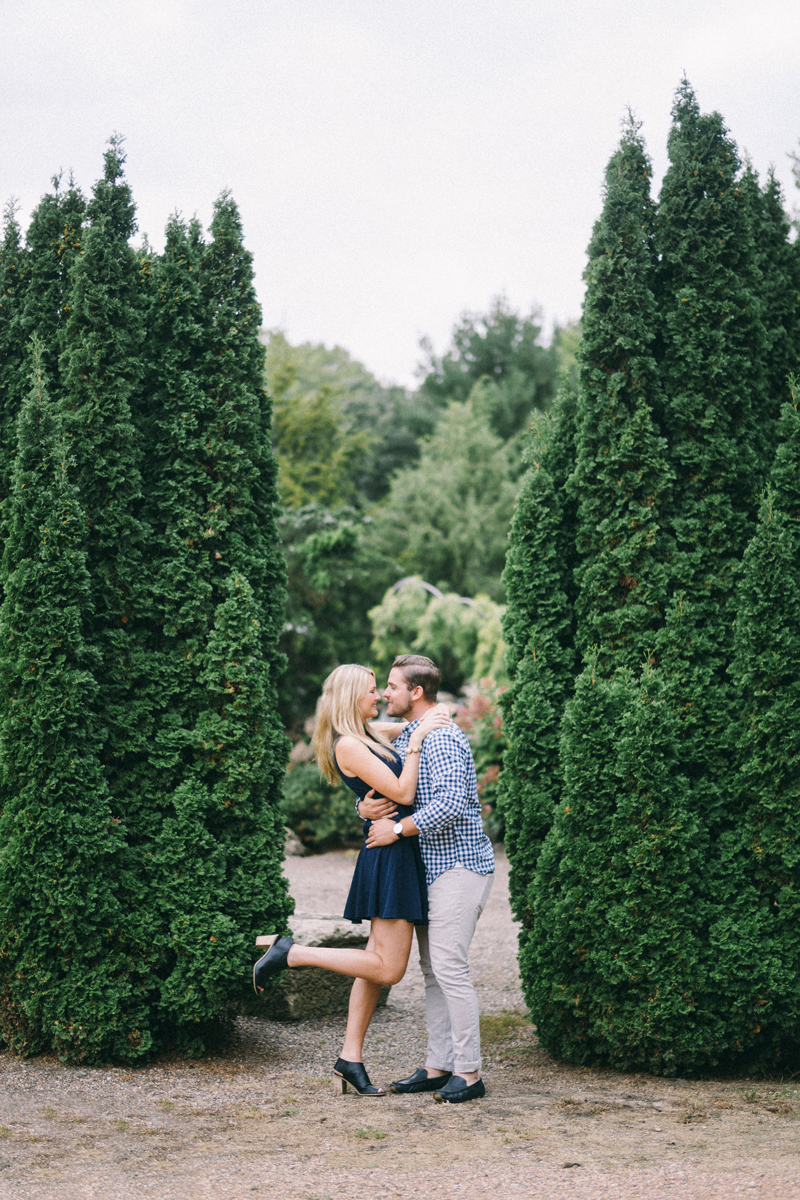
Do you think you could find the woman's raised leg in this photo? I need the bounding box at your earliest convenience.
[286,917,413,987]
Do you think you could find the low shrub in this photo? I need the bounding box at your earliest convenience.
[281,761,363,850]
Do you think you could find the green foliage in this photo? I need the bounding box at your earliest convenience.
[571,118,671,675]
[266,331,371,508]
[371,400,518,601]
[265,334,431,502]
[280,504,396,726]
[418,295,559,440]
[281,762,362,849]
[368,578,505,694]
[0,343,151,1062]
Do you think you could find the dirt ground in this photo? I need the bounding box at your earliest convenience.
[1,850,799,1200]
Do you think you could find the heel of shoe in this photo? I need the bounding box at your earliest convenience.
[333,1073,347,1096]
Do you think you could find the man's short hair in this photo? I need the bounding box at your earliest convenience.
[392,654,441,703]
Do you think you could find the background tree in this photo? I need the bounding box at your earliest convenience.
[418,295,559,440]
[370,399,518,600]
[0,342,150,1063]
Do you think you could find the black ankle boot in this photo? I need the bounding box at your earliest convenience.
[253,935,293,993]
[333,1057,386,1097]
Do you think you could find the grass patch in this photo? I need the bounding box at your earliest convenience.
[354,1128,387,1140]
[479,1010,530,1045]
[159,1100,176,1112]
[43,1107,57,1119]
[0,1127,11,1139]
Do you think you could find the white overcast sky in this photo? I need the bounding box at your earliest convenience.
[2,0,799,386]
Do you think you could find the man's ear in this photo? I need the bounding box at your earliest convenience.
[410,685,424,703]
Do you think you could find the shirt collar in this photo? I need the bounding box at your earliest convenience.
[402,717,422,734]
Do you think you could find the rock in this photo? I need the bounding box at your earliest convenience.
[256,913,391,1021]
[284,826,307,857]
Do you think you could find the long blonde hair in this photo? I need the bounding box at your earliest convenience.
[312,664,396,784]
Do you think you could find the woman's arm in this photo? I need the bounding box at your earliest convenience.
[336,711,450,806]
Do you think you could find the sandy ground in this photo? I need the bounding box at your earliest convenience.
[0,849,799,1199]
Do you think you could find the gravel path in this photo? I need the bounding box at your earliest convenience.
[1,848,799,1199]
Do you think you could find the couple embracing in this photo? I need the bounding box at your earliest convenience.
[254,654,495,1104]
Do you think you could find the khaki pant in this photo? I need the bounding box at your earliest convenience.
[415,865,494,1076]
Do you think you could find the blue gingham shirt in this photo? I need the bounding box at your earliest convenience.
[393,718,495,886]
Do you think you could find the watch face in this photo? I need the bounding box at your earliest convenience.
[393,822,403,836]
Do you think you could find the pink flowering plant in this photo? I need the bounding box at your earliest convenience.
[455,678,506,842]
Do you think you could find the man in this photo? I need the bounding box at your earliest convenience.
[360,654,495,1103]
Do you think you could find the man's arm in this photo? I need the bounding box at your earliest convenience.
[365,731,468,847]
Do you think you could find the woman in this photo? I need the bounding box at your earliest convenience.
[253,663,449,1096]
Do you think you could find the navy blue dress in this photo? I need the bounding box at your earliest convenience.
[335,740,428,925]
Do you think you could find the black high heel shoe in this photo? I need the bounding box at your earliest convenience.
[333,1057,386,1097]
[253,934,293,994]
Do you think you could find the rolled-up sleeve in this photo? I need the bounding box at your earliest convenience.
[412,732,469,833]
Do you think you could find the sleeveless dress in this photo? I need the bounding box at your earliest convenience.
[335,741,428,925]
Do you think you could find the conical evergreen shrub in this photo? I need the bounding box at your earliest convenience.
[571,119,671,674]
[58,139,151,806]
[0,342,151,1062]
[0,204,30,517]
[133,202,290,1048]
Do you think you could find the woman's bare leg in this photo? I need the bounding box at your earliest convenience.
[341,927,383,1062]
[286,917,413,987]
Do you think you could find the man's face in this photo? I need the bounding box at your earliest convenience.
[383,667,416,718]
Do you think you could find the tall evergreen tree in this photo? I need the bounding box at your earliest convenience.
[0,341,151,1063]
[571,119,671,674]
[20,174,85,393]
[497,393,578,929]
[58,138,150,807]
[0,202,30,517]
[654,81,768,830]
[135,204,290,1048]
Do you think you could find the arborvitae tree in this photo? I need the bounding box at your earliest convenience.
[0,203,30,514]
[571,119,671,674]
[746,168,800,437]
[20,174,85,394]
[655,81,768,832]
[731,392,800,1059]
[656,82,766,641]
[58,139,150,808]
[0,342,151,1063]
[497,393,578,929]
[135,204,290,1048]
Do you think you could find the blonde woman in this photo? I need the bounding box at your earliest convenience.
[253,664,449,1096]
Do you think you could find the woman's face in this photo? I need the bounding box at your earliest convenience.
[358,675,380,721]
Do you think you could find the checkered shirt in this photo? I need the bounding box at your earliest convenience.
[394,718,495,886]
